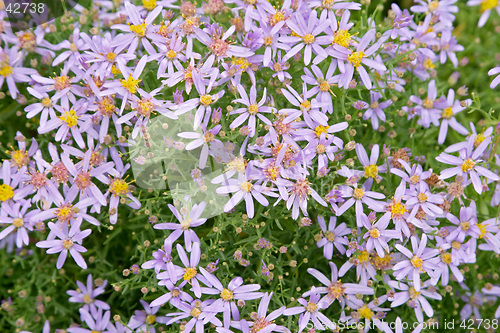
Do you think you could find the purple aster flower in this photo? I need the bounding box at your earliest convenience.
[356,144,387,187]
[150,279,193,308]
[128,300,168,332]
[387,280,441,323]
[0,46,37,99]
[228,292,287,333]
[257,21,289,67]
[230,85,273,137]
[467,0,500,27]
[476,218,500,254]
[67,274,110,312]
[0,199,37,248]
[25,88,57,128]
[339,296,389,332]
[390,159,431,189]
[31,66,83,108]
[409,80,442,129]
[178,125,222,169]
[411,0,458,25]
[316,215,350,259]
[444,202,480,243]
[142,239,175,274]
[360,213,400,258]
[393,233,439,291]
[387,4,414,40]
[217,168,277,219]
[279,83,328,127]
[489,66,500,89]
[428,236,464,285]
[173,242,210,298]
[301,61,339,114]
[36,220,91,269]
[199,271,263,328]
[284,176,327,220]
[362,92,392,130]
[306,262,374,307]
[437,29,464,67]
[459,289,495,320]
[281,11,331,65]
[330,29,387,89]
[283,287,334,332]
[166,299,224,333]
[154,202,207,252]
[404,182,444,220]
[270,51,292,82]
[436,135,500,194]
[432,88,470,144]
[67,307,111,333]
[111,2,163,54]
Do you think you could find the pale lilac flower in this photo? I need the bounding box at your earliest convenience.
[281,11,331,65]
[173,242,210,298]
[489,66,500,89]
[36,220,91,269]
[316,215,350,259]
[387,4,414,39]
[409,80,442,128]
[283,287,334,332]
[150,279,193,308]
[362,92,392,130]
[330,29,387,89]
[339,296,389,332]
[200,271,263,328]
[270,51,292,82]
[306,262,374,307]
[128,300,168,333]
[166,299,223,333]
[393,233,439,291]
[437,29,463,67]
[404,182,444,220]
[429,236,464,285]
[433,89,469,144]
[142,239,175,274]
[411,0,458,25]
[0,46,37,99]
[67,307,111,333]
[67,274,110,312]
[301,61,339,114]
[387,280,441,323]
[230,85,273,137]
[467,0,500,27]
[154,202,207,252]
[459,289,494,320]
[390,160,431,189]
[279,83,328,127]
[0,200,37,248]
[445,202,480,243]
[178,125,222,169]
[360,213,399,258]
[356,143,387,187]
[25,88,57,128]
[436,135,500,194]
[285,176,327,220]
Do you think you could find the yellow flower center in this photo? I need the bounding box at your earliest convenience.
[314,125,329,138]
[200,94,213,106]
[325,231,335,242]
[0,184,14,202]
[190,307,202,318]
[441,253,452,264]
[42,97,53,108]
[136,98,155,118]
[408,286,421,300]
[241,181,253,192]
[59,109,80,128]
[142,0,157,10]
[220,288,234,301]
[410,175,420,184]
[328,280,346,300]
[181,218,192,230]
[248,104,259,115]
[442,107,453,119]
[13,218,24,228]
[417,193,427,202]
[167,50,177,59]
[319,80,330,92]
[474,133,486,147]
[334,29,351,48]
[452,241,461,249]
[423,58,435,70]
[461,158,475,172]
[316,144,326,154]
[83,294,93,304]
[56,205,75,223]
[54,76,71,91]
[306,302,318,312]
[264,36,273,45]
[270,11,285,26]
[357,305,374,320]
[106,52,117,62]
[478,223,487,239]
[0,64,13,77]
[231,57,251,71]
[63,239,74,249]
[322,0,334,8]
[109,179,129,196]
[129,22,147,37]
[120,75,141,94]
[428,0,439,11]
[347,51,364,67]
[357,250,370,263]
[422,98,434,109]
[300,100,311,111]
[353,188,364,199]
[303,33,315,44]
[184,267,197,280]
[481,0,498,12]
[146,314,156,324]
[364,164,378,178]
[411,256,423,268]
[390,201,408,218]
[370,228,380,238]
[460,221,471,231]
